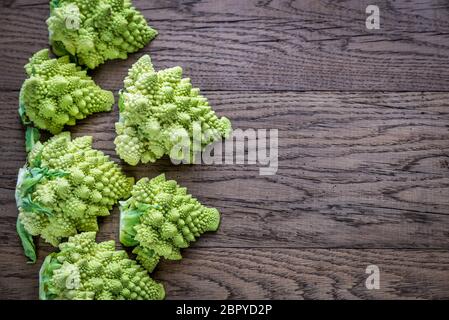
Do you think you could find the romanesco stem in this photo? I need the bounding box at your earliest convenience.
[25,127,40,153]
[16,217,36,264]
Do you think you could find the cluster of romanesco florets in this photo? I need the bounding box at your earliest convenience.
[119,174,220,272]
[47,0,158,69]
[15,0,230,301]
[114,55,232,165]
[16,132,133,262]
[19,49,114,134]
[39,232,165,300]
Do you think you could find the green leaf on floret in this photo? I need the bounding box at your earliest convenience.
[31,154,42,168]
[119,207,141,247]
[137,202,161,212]
[17,170,44,200]
[120,200,162,246]
[25,127,40,153]
[39,253,61,300]
[16,217,36,263]
[21,194,53,216]
[118,90,125,112]
[16,165,68,217]
[41,168,70,179]
[29,147,43,168]
[18,100,31,125]
[17,167,68,201]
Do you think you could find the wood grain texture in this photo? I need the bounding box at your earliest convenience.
[1,0,449,300]
[2,248,449,299]
[1,0,449,91]
[1,91,449,248]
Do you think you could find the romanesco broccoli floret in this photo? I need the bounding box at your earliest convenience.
[39,232,165,300]
[119,174,220,272]
[19,49,114,134]
[16,132,133,262]
[47,0,157,69]
[114,55,232,165]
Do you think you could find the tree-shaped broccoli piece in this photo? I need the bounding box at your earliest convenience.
[19,49,114,134]
[47,0,157,69]
[120,174,220,272]
[40,232,165,300]
[16,132,134,262]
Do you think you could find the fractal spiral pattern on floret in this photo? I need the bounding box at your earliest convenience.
[119,174,221,272]
[47,0,158,69]
[39,232,165,300]
[19,49,114,134]
[16,132,133,262]
[114,55,232,165]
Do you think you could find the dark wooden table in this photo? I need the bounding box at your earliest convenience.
[1,0,449,300]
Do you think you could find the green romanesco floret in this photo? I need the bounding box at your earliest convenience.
[19,49,114,134]
[119,174,220,272]
[47,0,158,69]
[39,232,165,300]
[114,55,232,165]
[16,132,134,262]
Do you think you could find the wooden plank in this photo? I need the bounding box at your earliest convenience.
[1,0,449,91]
[1,91,449,248]
[1,0,449,301]
[1,247,449,299]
